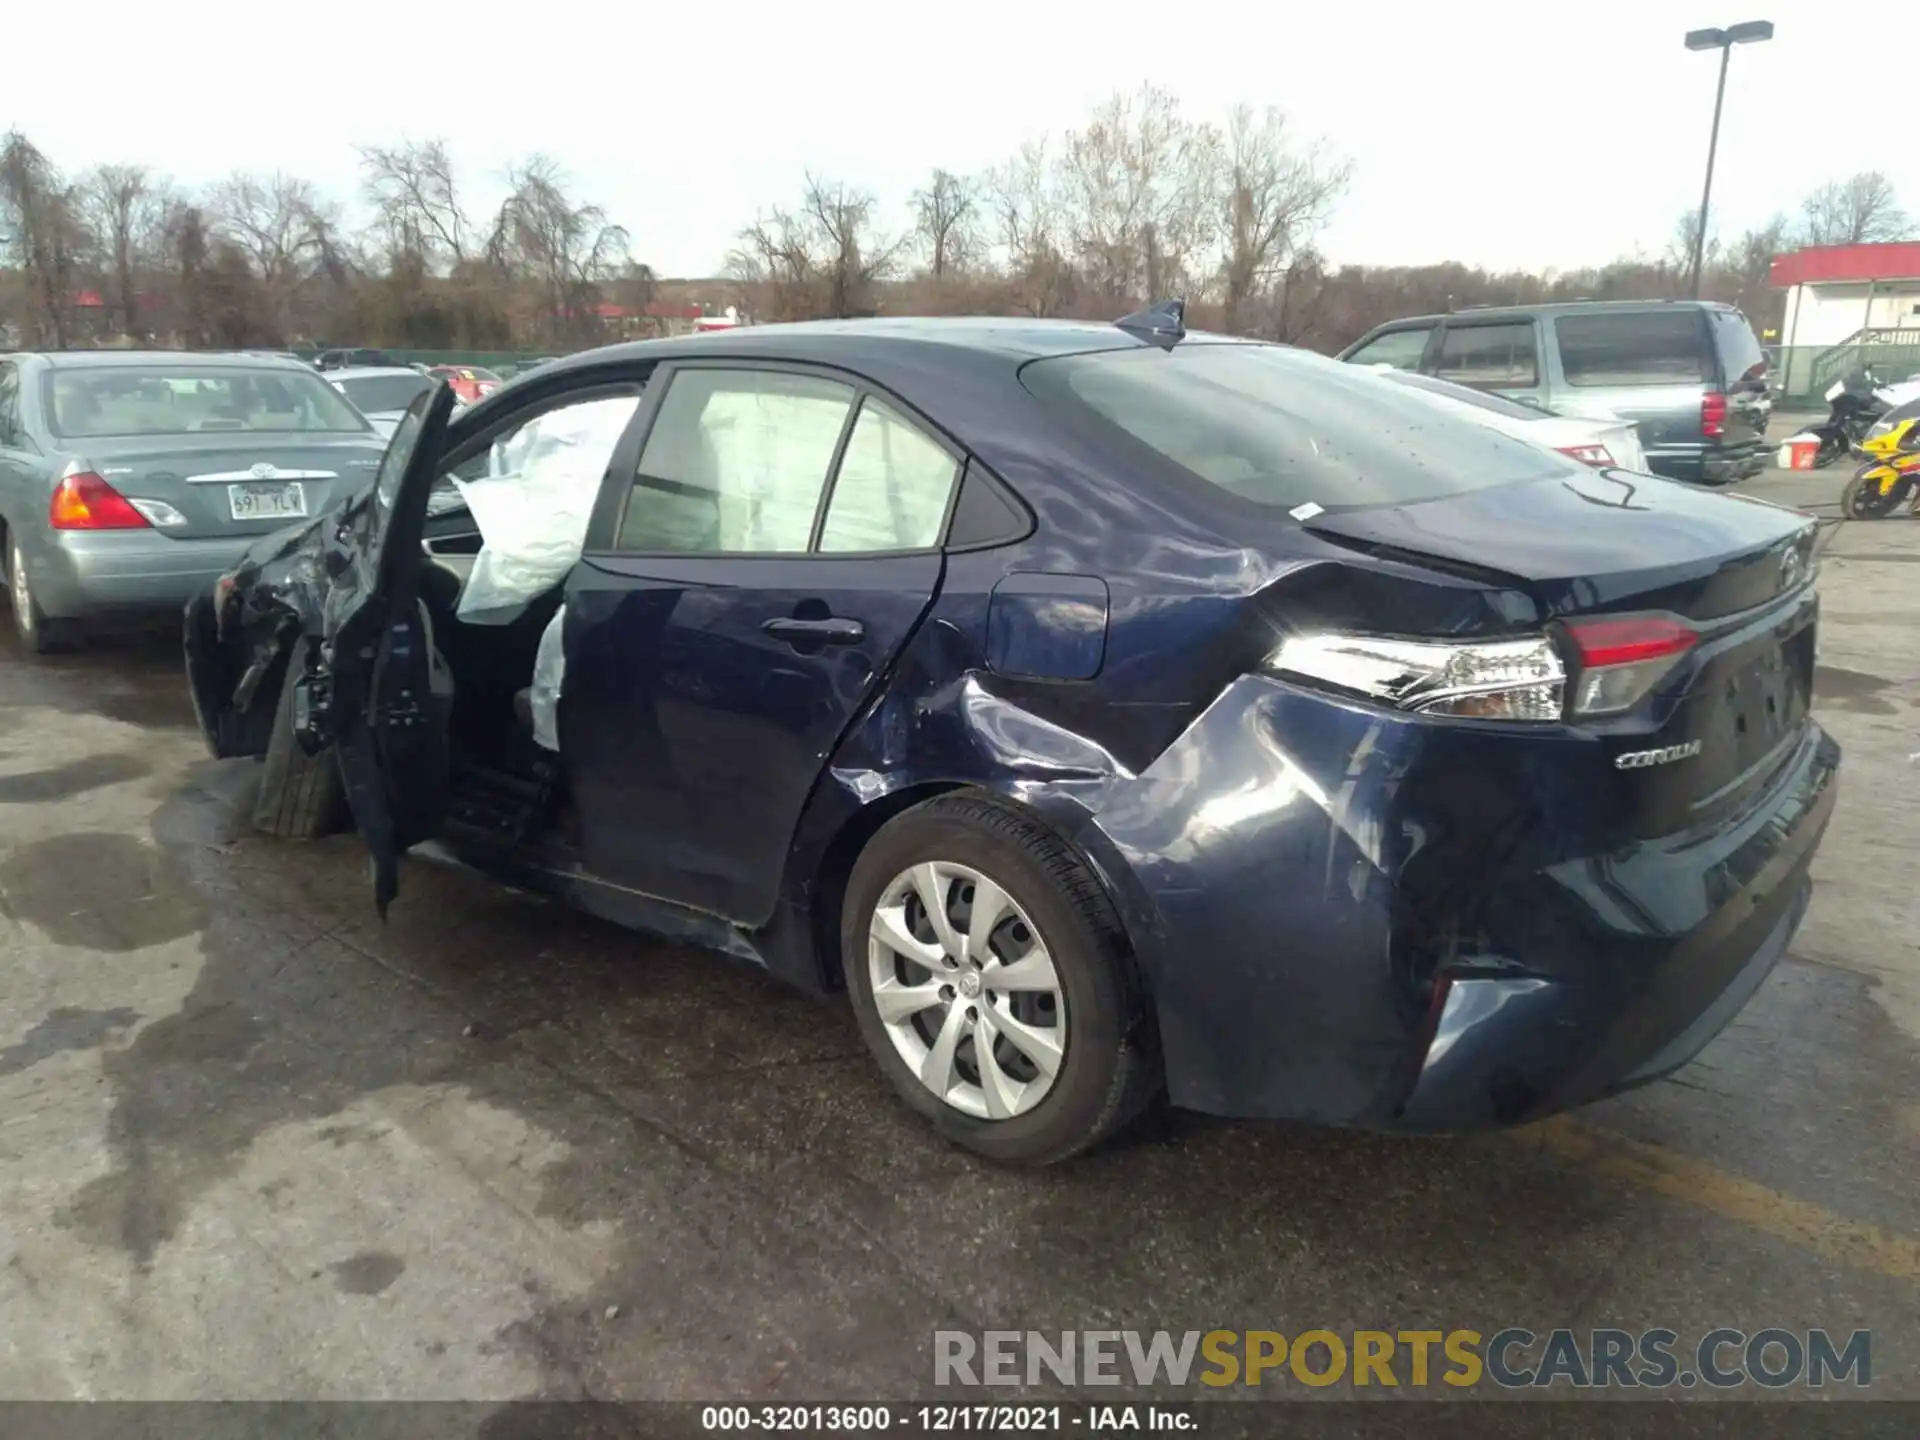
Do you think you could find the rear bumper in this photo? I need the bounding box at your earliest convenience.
[27,529,251,622]
[1646,443,1768,486]
[1077,677,1840,1128]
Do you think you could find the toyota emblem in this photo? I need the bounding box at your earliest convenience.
[249,462,280,480]
[1780,546,1804,592]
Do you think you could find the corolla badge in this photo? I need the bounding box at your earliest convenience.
[1615,740,1704,770]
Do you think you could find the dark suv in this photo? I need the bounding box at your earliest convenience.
[1338,300,1771,485]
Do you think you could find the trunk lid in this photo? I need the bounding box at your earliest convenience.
[1302,469,1810,622]
[1303,470,1819,827]
[76,433,389,540]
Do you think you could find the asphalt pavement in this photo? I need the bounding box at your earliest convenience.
[1,457,1916,1427]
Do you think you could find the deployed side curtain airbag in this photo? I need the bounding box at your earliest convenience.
[530,604,566,752]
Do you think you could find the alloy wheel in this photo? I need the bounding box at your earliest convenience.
[866,860,1066,1121]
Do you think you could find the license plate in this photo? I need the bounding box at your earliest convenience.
[1735,644,1806,751]
[228,482,307,521]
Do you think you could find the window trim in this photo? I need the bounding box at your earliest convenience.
[1429,317,1541,389]
[0,361,25,450]
[600,358,976,562]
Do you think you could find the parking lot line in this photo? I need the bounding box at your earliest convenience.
[1530,1116,1920,1285]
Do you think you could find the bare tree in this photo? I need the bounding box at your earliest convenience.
[1,130,86,348]
[1728,214,1790,307]
[78,163,172,338]
[155,199,272,347]
[727,173,900,321]
[804,174,900,317]
[1217,105,1350,334]
[209,171,333,285]
[727,207,820,321]
[357,138,470,268]
[983,139,1075,317]
[911,168,978,280]
[1666,206,1721,275]
[487,155,630,343]
[1798,171,1913,246]
[1060,86,1222,306]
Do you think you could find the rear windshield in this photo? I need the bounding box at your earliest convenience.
[1554,311,1711,388]
[46,365,370,438]
[335,373,434,414]
[1020,343,1571,513]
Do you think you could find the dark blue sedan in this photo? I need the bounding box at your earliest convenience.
[184,307,1839,1164]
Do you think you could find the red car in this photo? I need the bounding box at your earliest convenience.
[426,365,503,405]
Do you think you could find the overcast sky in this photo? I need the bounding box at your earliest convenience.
[7,0,1912,278]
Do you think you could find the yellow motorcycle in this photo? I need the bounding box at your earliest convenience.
[1841,398,1920,520]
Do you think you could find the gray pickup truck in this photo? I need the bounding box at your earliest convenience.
[1338,299,1771,486]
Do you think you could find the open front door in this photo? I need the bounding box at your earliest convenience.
[325,383,459,917]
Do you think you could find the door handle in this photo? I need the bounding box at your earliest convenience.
[763,616,865,646]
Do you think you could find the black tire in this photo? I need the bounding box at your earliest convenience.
[252,664,348,839]
[842,793,1159,1165]
[1840,467,1906,520]
[5,531,74,655]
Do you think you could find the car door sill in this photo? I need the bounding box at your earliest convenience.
[426,823,765,963]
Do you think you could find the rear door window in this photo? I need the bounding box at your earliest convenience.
[1343,325,1434,370]
[615,368,855,554]
[1554,311,1711,387]
[1432,322,1538,388]
[817,396,960,553]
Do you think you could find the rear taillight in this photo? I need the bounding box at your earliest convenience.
[49,471,151,530]
[1557,444,1616,468]
[1702,390,1728,439]
[1270,633,1566,722]
[1272,615,1701,724]
[1563,616,1697,718]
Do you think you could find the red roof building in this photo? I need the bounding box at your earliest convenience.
[1771,241,1920,351]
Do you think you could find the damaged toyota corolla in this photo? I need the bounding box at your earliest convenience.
[183,307,1839,1165]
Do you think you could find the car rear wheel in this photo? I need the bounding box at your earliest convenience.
[252,664,348,839]
[5,532,71,655]
[842,794,1158,1165]
[1841,466,1909,520]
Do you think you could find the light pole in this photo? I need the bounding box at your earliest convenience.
[1685,20,1774,299]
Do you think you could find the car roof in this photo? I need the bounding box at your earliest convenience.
[1366,299,1740,330]
[535,316,1231,379]
[30,349,317,372]
[327,365,431,380]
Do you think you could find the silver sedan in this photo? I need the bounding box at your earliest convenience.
[0,351,389,653]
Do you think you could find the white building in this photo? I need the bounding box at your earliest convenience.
[1770,242,1920,397]
[1773,242,1920,347]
